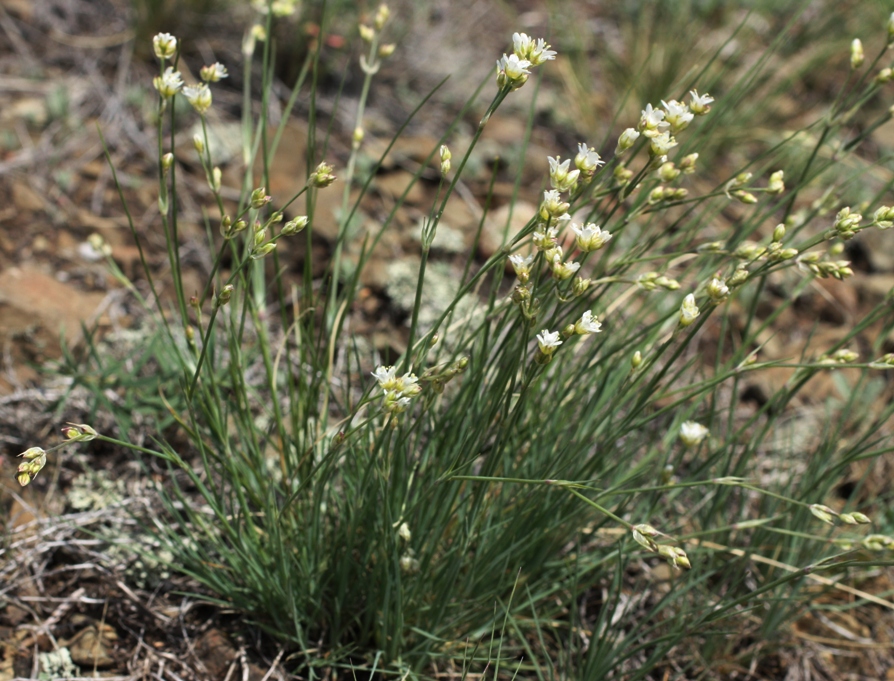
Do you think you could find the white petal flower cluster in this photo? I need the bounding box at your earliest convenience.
[548,156,580,192]
[372,365,422,415]
[183,83,213,114]
[153,66,183,99]
[496,53,532,90]
[571,222,612,252]
[661,99,694,133]
[498,33,555,90]
[511,32,557,66]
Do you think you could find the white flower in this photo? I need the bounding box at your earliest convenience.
[639,103,668,136]
[661,99,694,132]
[571,222,612,252]
[649,131,678,157]
[536,329,562,355]
[550,256,580,280]
[532,225,559,250]
[706,277,730,302]
[497,53,532,90]
[548,155,580,192]
[574,311,602,335]
[152,32,177,60]
[512,33,556,66]
[509,253,534,282]
[200,62,229,82]
[616,127,641,153]
[688,90,714,115]
[372,365,398,391]
[679,421,709,447]
[575,143,603,174]
[153,66,183,99]
[539,189,569,219]
[183,83,212,114]
[679,293,700,327]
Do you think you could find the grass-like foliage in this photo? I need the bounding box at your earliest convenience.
[23,2,894,678]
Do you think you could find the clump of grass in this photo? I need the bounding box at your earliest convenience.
[22,3,894,678]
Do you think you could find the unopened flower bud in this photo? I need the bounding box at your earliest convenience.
[193,134,205,154]
[251,242,277,260]
[873,206,894,229]
[62,423,99,442]
[359,24,374,42]
[732,190,758,204]
[657,162,680,183]
[378,43,396,58]
[631,524,660,552]
[772,224,786,242]
[613,165,633,184]
[161,152,174,172]
[876,67,893,84]
[310,161,337,188]
[810,504,839,524]
[839,511,871,525]
[679,153,699,174]
[631,350,642,369]
[767,170,785,194]
[215,284,235,307]
[572,277,591,297]
[374,3,390,30]
[16,447,47,486]
[251,187,272,209]
[863,534,894,551]
[211,167,222,193]
[616,127,640,153]
[850,38,864,69]
[439,144,451,176]
[658,544,691,570]
[398,522,411,542]
[281,215,308,236]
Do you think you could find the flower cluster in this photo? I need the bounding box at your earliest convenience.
[372,366,422,415]
[497,32,556,90]
[809,503,870,525]
[631,524,691,570]
[151,32,228,118]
